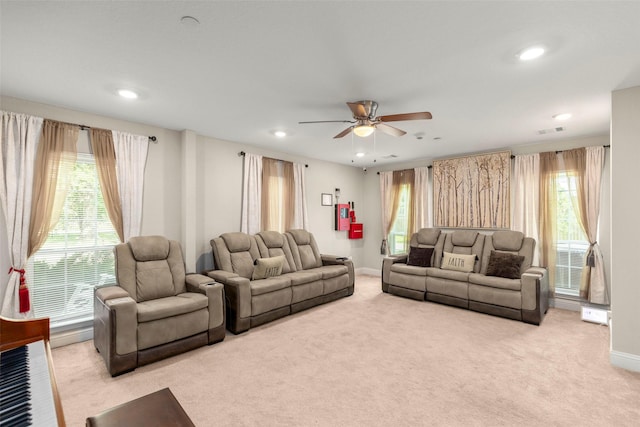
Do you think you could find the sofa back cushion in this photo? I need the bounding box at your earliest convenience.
[441,231,484,272]
[255,231,297,273]
[211,232,260,279]
[409,228,445,266]
[115,236,186,303]
[286,229,322,270]
[480,230,535,275]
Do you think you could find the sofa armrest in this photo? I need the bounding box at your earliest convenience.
[186,273,216,290]
[206,269,239,283]
[321,254,355,287]
[94,286,138,375]
[521,267,549,325]
[382,254,408,291]
[186,275,225,332]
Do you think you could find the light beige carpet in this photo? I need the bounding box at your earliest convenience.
[52,275,640,426]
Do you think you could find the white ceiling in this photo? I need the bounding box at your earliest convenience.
[2,1,639,167]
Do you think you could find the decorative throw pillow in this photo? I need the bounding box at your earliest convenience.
[252,256,285,280]
[441,252,476,273]
[485,250,525,279]
[407,246,434,267]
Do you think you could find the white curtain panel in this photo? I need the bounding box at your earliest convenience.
[240,153,262,234]
[413,166,429,232]
[379,171,394,255]
[0,111,43,318]
[512,154,540,265]
[112,131,149,241]
[584,146,608,304]
[293,162,308,230]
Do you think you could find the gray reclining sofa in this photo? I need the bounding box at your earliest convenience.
[207,229,354,334]
[382,228,549,325]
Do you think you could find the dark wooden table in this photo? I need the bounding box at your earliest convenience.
[86,387,195,427]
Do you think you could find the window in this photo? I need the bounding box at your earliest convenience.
[554,172,588,297]
[388,184,411,255]
[27,153,119,326]
[262,158,294,232]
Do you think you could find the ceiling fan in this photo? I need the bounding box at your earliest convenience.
[299,100,432,139]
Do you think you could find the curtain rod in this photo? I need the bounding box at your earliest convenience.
[510,144,610,159]
[77,124,157,142]
[375,144,611,173]
[238,151,308,168]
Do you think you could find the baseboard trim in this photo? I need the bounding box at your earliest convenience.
[51,325,93,349]
[549,297,581,312]
[610,350,640,373]
[356,267,380,277]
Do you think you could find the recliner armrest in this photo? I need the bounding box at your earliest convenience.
[95,286,137,356]
[95,285,130,303]
[185,273,216,291]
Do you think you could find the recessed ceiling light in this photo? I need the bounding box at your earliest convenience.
[518,46,545,61]
[118,89,138,99]
[356,152,365,158]
[274,130,287,138]
[553,113,572,121]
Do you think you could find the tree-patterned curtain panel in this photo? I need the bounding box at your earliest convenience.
[433,150,511,229]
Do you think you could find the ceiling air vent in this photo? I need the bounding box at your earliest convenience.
[382,154,398,159]
[538,126,565,135]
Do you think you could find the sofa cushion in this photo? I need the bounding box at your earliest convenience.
[426,266,470,281]
[136,260,175,302]
[252,256,285,280]
[284,270,323,286]
[129,235,169,262]
[485,250,525,279]
[451,230,480,247]
[305,265,348,280]
[250,275,292,296]
[441,252,476,273]
[391,263,428,276]
[492,231,524,252]
[468,273,522,291]
[137,293,209,323]
[221,232,253,252]
[408,246,434,267]
[415,228,441,245]
[286,229,323,270]
[255,231,297,273]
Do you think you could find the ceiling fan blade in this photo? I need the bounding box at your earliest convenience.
[347,102,368,118]
[333,127,354,139]
[378,112,432,122]
[298,120,354,124]
[376,123,407,137]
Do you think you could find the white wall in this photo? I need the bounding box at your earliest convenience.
[192,134,366,272]
[610,85,640,371]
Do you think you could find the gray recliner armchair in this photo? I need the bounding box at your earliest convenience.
[94,235,225,376]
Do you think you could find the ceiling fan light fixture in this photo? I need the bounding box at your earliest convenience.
[353,124,375,137]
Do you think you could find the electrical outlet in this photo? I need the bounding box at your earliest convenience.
[581,306,609,325]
